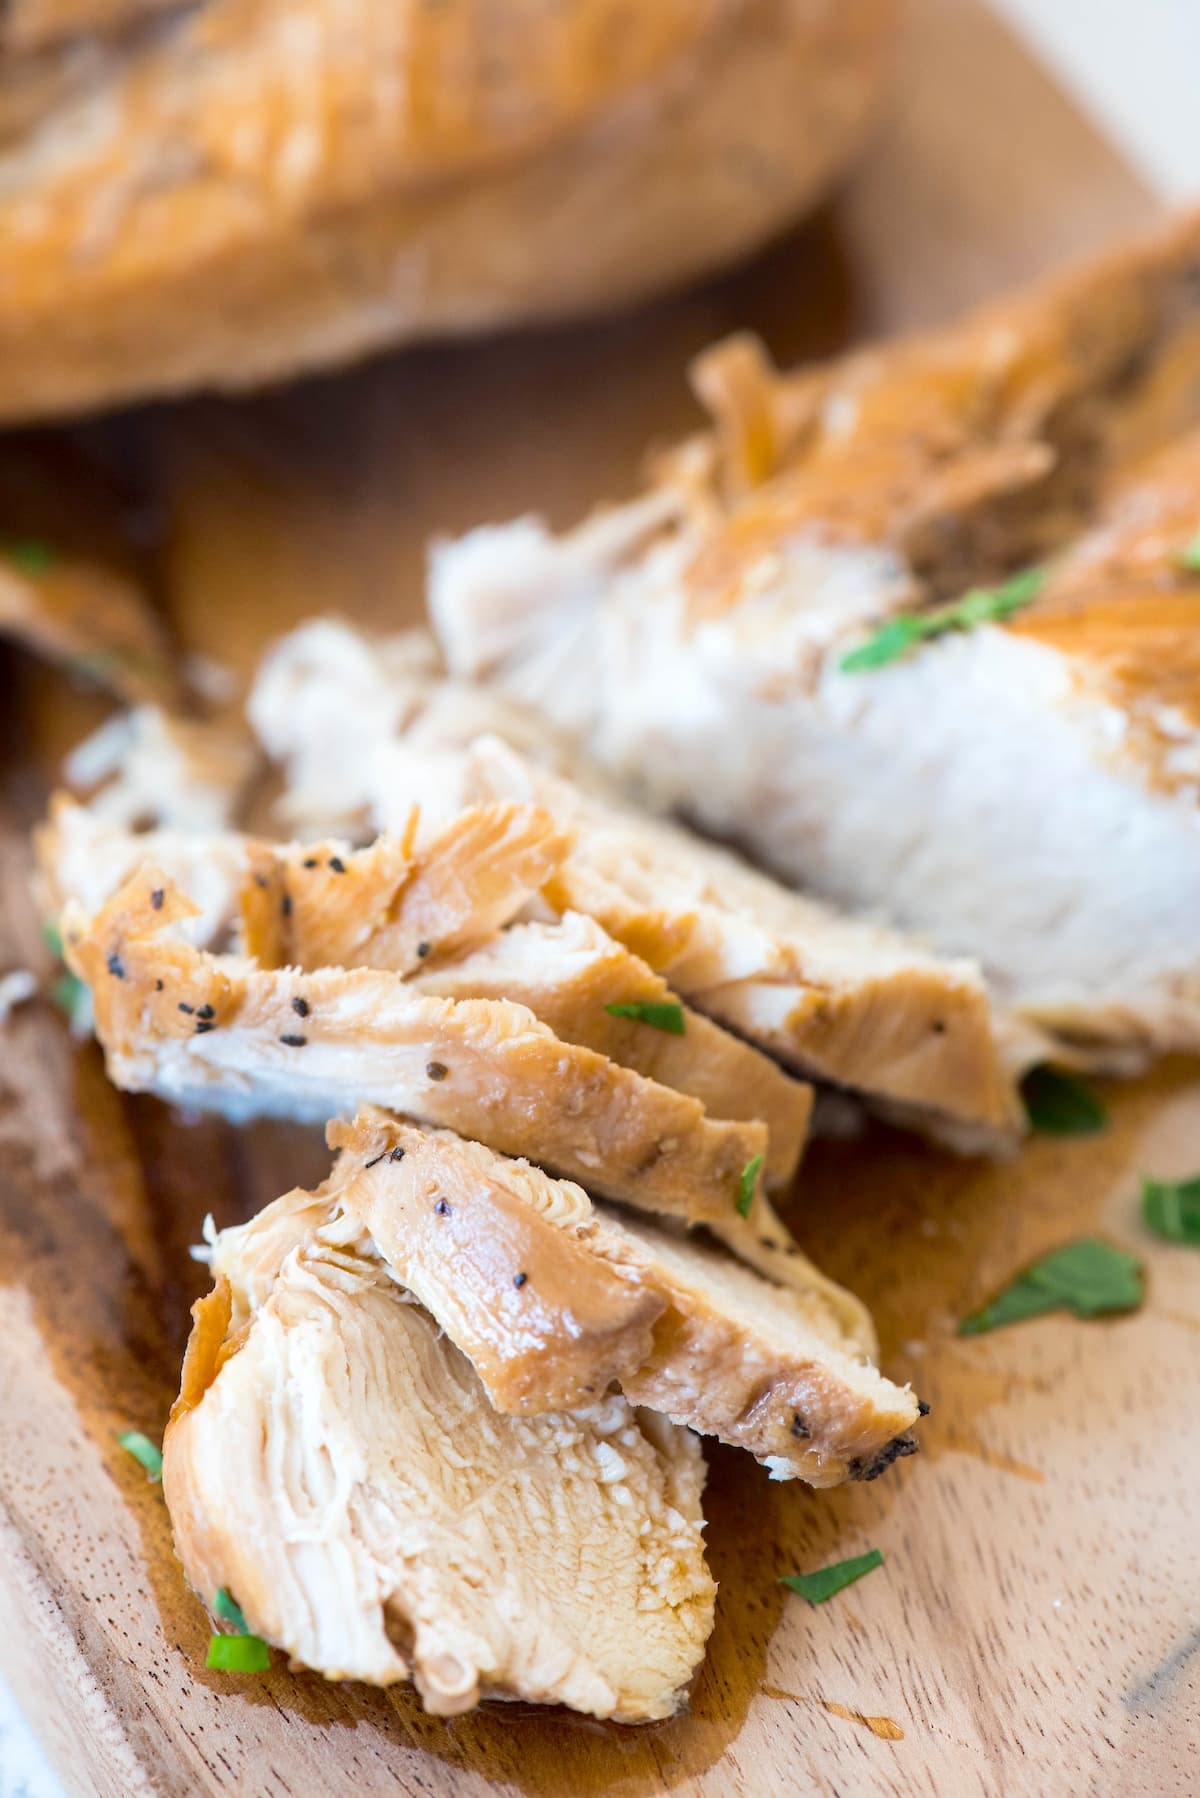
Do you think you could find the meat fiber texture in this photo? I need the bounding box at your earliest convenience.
[429,211,1200,1072]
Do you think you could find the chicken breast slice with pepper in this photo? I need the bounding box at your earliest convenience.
[246,627,1017,1147]
[39,796,813,1189]
[64,869,774,1250]
[429,211,1200,1068]
[163,1239,714,1720]
[299,1109,920,1486]
[240,829,811,1191]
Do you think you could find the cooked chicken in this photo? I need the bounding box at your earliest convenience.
[164,1238,715,1720]
[428,212,1200,1066]
[247,627,1017,1146]
[38,798,813,1190]
[240,803,571,977]
[66,869,770,1236]
[34,793,248,947]
[315,1110,919,1484]
[412,912,811,1189]
[61,704,256,833]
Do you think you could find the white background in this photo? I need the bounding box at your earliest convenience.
[1,5,1196,1794]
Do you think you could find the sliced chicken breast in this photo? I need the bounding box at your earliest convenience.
[65,869,768,1235]
[210,1108,920,1485]
[164,1249,714,1720]
[412,912,811,1189]
[428,211,1200,1067]
[246,631,1017,1146]
[39,800,812,1190]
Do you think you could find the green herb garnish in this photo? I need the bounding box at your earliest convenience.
[207,1588,270,1673]
[780,1548,885,1605]
[0,537,56,577]
[735,1152,764,1219]
[117,1430,163,1481]
[840,566,1045,673]
[206,1635,271,1673]
[214,1587,250,1633]
[42,921,64,960]
[604,1000,686,1035]
[1175,531,1200,574]
[959,1237,1142,1336]
[1141,1173,1200,1246]
[1020,1064,1106,1135]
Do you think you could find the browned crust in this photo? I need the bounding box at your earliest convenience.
[326,1111,665,1416]
[65,867,769,1228]
[242,804,570,974]
[0,0,895,417]
[672,208,1200,621]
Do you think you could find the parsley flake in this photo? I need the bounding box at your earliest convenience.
[1175,531,1200,574]
[604,999,686,1035]
[116,1430,162,1482]
[959,1237,1142,1336]
[1020,1064,1106,1135]
[206,1635,270,1673]
[840,566,1045,673]
[780,1548,884,1605]
[735,1152,764,1219]
[1,537,56,577]
[1141,1173,1200,1246]
[207,1588,270,1673]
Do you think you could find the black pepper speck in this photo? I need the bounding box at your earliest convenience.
[292,996,309,1018]
[389,1146,405,1162]
[426,1061,448,1081]
[434,1198,451,1216]
[416,942,431,959]
[279,1033,307,1047]
[106,952,125,979]
[150,888,164,911]
[178,1003,194,1015]
[302,858,318,869]
[328,856,346,874]
[513,1271,528,1289]
[281,893,293,918]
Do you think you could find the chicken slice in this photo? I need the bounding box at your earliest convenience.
[246,627,1017,1147]
[428,212,1200,1068]
[315,1110,919,1485]
[39,794,813,1189]
[163,1249,714,1720]
[65,869,768,1234]
[411,912,811,1190]
[239,803,572,977]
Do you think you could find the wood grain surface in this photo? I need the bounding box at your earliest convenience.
[0,3,1194,1795]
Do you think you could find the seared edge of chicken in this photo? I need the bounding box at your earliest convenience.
[163,1242,715,1720]
[308,1109,919,1484]
[64,869,770,1236]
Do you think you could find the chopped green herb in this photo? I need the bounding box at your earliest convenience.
[1020,1064,1106,1135]
[959,1236,1142,1336]
[41,921,64,960]
[117,1430,162,1481]
[735,1152,764,1219]
[207,1587,270,1672]
[206,1635,270,1674]
[604,1000,686,1035]
[1141,1173,1200,1246]
[214,1587,250,1634]
[1175,531,1200,574]
[0,537,56,577]
[780,1547,884,1605]
[840,566,1045,673]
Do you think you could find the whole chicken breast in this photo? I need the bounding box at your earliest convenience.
[429,211,1200,1067]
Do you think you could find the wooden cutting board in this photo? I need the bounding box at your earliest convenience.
[1,3,1195,1794]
